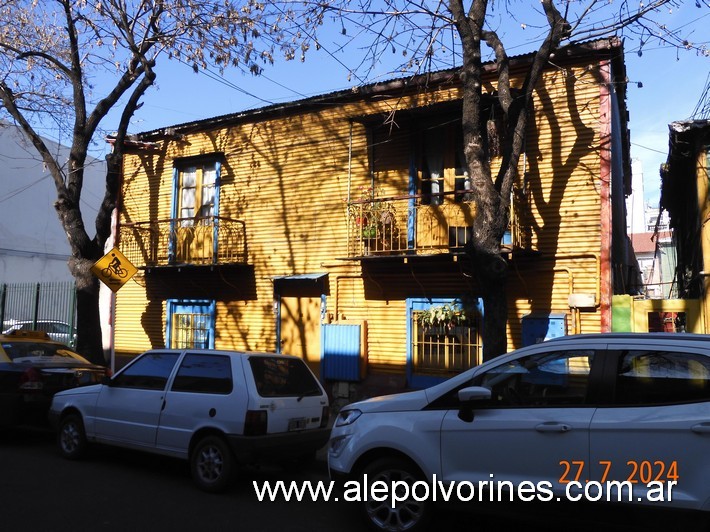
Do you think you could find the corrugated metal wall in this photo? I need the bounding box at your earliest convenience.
[115,57,612,373]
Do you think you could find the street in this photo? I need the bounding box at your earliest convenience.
[0,427,704,532]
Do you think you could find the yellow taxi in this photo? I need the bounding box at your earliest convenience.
[0,330,109,426]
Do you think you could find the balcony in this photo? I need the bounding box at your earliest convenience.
[347,191,530,258]
[119,216,248,268]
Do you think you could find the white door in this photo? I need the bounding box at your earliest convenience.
[94,352,180,448]
[440,349,599,496]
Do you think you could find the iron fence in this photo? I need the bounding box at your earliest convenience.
[0,282,77,346]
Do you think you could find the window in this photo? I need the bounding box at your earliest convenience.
[177,162,218,225]
[112,352,180,390]
[171,354,233,394]
[615,350,710,405]
[420,126,445,206]
[472,350,596,407]
[412,317,480,374]
[172,159,220,264]
[167,300,214,350]
[248,357,321,398]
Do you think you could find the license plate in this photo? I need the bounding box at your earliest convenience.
[288,418,307,431]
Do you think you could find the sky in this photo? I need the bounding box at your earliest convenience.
[90,2,710,207]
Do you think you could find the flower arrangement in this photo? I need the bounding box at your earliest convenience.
[349,185,397,240]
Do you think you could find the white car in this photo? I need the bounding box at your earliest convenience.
[50,349,329,492]
[328,333,710,531]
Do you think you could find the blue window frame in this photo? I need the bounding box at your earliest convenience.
[166,300,215,350]
[406,297,483,389]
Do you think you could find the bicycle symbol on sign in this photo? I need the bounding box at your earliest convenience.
[101,253,128,279]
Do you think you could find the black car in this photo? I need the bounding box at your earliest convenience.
[0,330,109,426]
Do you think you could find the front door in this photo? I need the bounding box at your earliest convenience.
[279,296,322,377]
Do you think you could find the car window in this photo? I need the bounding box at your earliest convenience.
[615,350,710,405]
[1,342,87,363]
[111,352,180,390]
[470,349,596,407]
[248,356,322,398]
[171,354,233,394]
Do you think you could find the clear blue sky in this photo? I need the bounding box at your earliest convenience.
[95,3,710,206]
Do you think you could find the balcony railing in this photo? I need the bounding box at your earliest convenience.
[347,191,530,257]
[119,216,247,268]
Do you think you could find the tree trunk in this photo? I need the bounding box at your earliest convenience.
[73,265,105,365]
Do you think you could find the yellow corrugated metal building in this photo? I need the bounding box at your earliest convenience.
[113,38,637,396]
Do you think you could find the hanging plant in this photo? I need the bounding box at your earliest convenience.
[417,302,470,331]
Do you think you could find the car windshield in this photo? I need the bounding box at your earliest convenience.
[248,356,322,398]
[2,342,88,363]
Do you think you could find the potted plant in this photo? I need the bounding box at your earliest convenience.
[417,302,470,334]
[349,185,398,253]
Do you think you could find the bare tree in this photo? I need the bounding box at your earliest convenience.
[278,0,709,359]
[0,0,301,363]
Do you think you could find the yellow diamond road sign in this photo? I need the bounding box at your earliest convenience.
[92,247,138,292]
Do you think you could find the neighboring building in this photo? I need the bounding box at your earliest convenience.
[0,122,105,283]
[660,119,710,331]
[114,38,638,398]
[630,230,675,298]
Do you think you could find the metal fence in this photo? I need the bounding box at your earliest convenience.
[0,282,77,346]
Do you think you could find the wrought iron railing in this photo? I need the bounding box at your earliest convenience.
[347,191,530,257]
[119,216,247,267]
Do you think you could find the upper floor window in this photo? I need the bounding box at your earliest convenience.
[177,161,218,226]
[172,158,222,263]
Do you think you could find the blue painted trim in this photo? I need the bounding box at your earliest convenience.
[166,299,215,349]
[407,134,418,249]
[406,296,484,389]
[212,161,221,264]
[169,166,180,263]
[275,294,282,354]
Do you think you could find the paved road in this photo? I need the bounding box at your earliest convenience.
[0,427,704,532]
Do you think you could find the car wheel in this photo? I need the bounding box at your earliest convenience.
[190,435,234,493]
[361,457,432,532]
[57,413,87,460]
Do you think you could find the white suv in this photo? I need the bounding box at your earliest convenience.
[50,349,329,492]
[328,333,710,531]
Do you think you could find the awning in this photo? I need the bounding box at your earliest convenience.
[272,273,329,296]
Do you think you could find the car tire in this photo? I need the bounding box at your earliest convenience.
[190,435,234,493]
[361,457,432,532]
[57,413,87,460]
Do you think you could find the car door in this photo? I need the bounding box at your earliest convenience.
[156,352,242,454]
[439,347,600,497]
[94,351,181,448]
[589,343,710,509]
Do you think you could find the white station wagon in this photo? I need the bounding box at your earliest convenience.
[328,333,710,531]
[50,349,329,492]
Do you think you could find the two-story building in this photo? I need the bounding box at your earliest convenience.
[113,37,638,400]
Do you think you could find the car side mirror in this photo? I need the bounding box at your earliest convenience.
[457,386,491,422]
